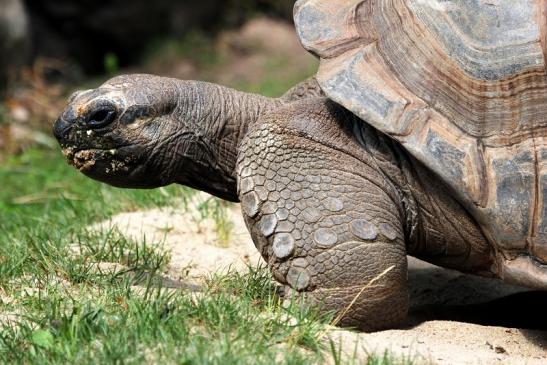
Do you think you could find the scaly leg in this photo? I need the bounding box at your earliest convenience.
[236,99,409,330]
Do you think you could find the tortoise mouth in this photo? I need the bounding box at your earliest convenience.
[62,147,122,173]
[61,145,160,189]
[63,147,116,172]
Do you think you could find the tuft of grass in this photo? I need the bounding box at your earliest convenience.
[0,261,330,364]
[195,195,234,247]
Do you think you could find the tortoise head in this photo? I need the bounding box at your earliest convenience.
[53,74,181,188]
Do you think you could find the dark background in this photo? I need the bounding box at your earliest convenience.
[0,0,295,93]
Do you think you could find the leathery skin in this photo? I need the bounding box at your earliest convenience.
[236,98,493,331]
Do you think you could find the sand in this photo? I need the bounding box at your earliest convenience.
[92,196,547,365]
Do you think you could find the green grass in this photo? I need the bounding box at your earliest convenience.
[0,149,419,364]
[0,149,325,364]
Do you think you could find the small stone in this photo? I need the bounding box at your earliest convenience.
[260,214,278,237]
[276,208,290,220]
[495,346,507,354]
[324,197,344,212]
[239,178,254,194]
[350,219,378,240]
[241,192,261,217]
[314,228,338,247]
[380,223,398,241]
[286,267,310,291]
[273,233,295,258]
[302,207,321,223]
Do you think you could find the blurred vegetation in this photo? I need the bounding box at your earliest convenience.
[142,32,224,71]
[103,52,120,76]
[0,103,6,125]
[222,0,295,25]
[0,16,318,158]
[4,0,296,80]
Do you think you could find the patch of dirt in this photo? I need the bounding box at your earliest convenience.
[91,197,547,364]
[0,314,22,329]
[91,193,263,284]
[331,321,546,365]
[0,291,19,328]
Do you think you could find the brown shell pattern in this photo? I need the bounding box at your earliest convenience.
[294,0,547,281]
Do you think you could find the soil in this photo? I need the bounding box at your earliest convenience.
[93,197,547,365]
[91,193,262,284]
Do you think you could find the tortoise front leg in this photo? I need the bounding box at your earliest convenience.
[236,111,408,331]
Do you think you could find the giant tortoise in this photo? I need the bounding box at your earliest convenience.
[53,0,547,330]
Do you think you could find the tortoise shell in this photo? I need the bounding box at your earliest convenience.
[294,0,547,283]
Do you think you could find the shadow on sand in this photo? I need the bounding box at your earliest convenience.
[404,257,547,345]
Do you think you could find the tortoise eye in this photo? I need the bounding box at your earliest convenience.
[87,106,117,128]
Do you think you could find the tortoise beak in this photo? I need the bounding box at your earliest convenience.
[53,116,73,142]
[53,104,80,144]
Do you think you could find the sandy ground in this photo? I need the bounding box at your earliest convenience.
[93,195,547,365]
[91,194,262,283]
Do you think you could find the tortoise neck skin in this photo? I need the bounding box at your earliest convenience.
[169,81,279,201]
[52,75,279,202]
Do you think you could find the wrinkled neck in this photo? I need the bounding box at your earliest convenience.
[171,81,280,201]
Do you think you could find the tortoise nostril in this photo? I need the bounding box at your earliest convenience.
[53,117,72,140]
